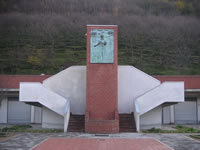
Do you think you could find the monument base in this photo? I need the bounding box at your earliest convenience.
[85,111,119,134]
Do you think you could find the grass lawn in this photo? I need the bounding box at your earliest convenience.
[0,124,63,133]
[143,125,200,133]
[0,132,17,142]
[0,124,63,142]
[189,135,200,141]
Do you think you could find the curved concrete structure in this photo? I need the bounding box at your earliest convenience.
[118,66,160,113]
[135,82,184,116]
[42,66,162,114]
[19,65,184,132]
[134,81,184,131]
[19,82,70,132]
[43,66,86,115]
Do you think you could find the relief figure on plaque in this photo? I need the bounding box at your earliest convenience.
[94,35,107,61]
[90,29,114,63]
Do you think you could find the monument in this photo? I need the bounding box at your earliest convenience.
[85,25,119,133]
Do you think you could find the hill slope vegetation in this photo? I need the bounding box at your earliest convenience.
[0,0,200,75]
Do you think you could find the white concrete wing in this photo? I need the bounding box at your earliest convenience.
[19,66,185,132]
[135,81,184,116]
[20,82,70,132]
[118,66,161,113]
[42,66,161,114]
[20,82,68,116]
[43,66,86,115]
[134,81,184,131]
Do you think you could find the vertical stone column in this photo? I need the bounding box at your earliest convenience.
[85,25,119,133]
[170,105,175,124]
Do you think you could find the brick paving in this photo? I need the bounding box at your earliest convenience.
[0,132,200,150]
[32,138,172,150]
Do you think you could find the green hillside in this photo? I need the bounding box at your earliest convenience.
[0,0,200,75]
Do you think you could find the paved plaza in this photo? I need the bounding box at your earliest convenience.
[0,132,200,150]
[32,138,172,150]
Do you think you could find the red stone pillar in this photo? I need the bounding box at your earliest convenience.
[85,25,119,133]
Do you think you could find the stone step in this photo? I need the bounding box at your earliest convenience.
[119,123,136,126]
[69,120,84,123]
[68,113,136,132]
[68,127,85,130]
[68,114,85,132]
[68,128,85,132]
[119,129,136,132]
[119,113,136,132]
[119,125,136,128]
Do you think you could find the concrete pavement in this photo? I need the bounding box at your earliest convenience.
[0,132,199,150]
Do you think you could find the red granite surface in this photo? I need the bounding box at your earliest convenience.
[85,25,119,133]
[32,138,172,150]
